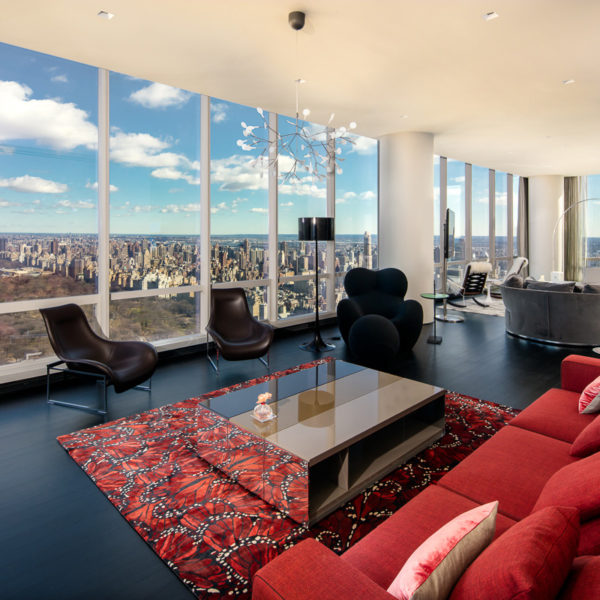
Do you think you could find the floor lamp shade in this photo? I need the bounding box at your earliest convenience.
[298,217,335,353]
[298,217,335,242]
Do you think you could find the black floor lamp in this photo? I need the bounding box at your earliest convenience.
[298,217,335,352]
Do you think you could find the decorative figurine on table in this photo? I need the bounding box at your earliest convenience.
[253,392,275,422]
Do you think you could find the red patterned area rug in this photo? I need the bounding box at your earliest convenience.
[58,358,519,599]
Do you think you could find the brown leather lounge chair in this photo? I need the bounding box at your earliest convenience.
[205,288,274,372]
[40,303,158,415]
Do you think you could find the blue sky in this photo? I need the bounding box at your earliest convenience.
[0,41,378,237]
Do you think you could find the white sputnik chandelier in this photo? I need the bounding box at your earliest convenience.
[238,10,357,182]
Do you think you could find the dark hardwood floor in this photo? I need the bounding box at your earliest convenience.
[0,313,592,599]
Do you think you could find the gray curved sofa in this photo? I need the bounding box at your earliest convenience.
[501,281,600,346]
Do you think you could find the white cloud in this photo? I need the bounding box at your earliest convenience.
[51,74,68,83]
[0,145,14,155]
[360,190,376,201]
[133,205,153,213]
[0,175,67,194]
[160,203,200,213]
[279,179,326,198]
[56,199,95,209]
[151,167,200,185]
[86,181,119,192]
[210,207,219,214]
[211,102,228,123]
[335,197,346,204]
[349,136,377,155]
[0,200,17,207]
[211,154,268,192]
[109,130,199,180]
[0,80,97,150]
[280,201,294,207]
[451,175,466,183]
[250,207,268,214]
[129,82,191,109]
[495,192,508,206]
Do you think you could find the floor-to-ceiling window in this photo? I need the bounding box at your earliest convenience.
[471,164,489,262]
[585,175,600,270]
[334,132,378,302]
[495,171,509,276]
[0,41,379,380]
[436,156,521,290]
[0,43,98,368]
[210,98,269,319]
[446,159,467,281]
[108,72,201,343]
[276,115,328,320]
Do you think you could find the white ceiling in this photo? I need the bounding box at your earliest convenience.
[1,0,600,176]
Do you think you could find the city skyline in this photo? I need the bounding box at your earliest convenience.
[0,41,378,237]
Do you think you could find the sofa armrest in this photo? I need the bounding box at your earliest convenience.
[252,539,395,600]
[561,355,600,393]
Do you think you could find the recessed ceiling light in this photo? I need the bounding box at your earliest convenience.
[97,10,115,20]
[483,11,499,21]
[562,79,575,85]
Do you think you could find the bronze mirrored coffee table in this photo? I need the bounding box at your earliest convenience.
[197,360,446,526]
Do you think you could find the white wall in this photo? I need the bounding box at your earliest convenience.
[528,175,564,280]
[379,132,434,321]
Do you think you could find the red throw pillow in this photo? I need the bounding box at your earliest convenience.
[578,375,600,413]
[571,415,600,457]
[449,506,579,600]
[533,453,600,520]
[387,501,498,600]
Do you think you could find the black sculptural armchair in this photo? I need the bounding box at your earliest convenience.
[40,303,158,415]
[206,288,274,372]
[337,268,423,365]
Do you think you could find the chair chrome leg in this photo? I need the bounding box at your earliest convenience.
[134,378,152,392]
[206,335,219,372]
[258,352,269,370]
[46,362,108,415]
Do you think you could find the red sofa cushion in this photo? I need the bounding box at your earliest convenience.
[509,388,593,443]
[579,518,600,555]
[562,354,600,394]
[342,485,516,590]
[252,538,395,600]
[558,556,600,600]
[571,415,600,457]
[437,426,576,520]
[533,452,600,521]
[449,506,580,600]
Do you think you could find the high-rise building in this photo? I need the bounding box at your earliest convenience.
[364,231,373,269]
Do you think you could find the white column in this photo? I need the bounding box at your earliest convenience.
[528,175,564,280]
[379,132,434,321]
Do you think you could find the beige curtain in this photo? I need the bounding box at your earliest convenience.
[563,176,584,282]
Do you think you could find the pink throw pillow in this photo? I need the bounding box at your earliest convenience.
[387,501,498,600]
[571,415,600,457]
[578,375,600,413]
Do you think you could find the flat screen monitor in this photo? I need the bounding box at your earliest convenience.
[444,208,455,259]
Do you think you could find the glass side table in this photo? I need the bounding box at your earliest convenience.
[420,292,449,344]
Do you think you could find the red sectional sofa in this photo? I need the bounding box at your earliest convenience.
[252,354,600,599]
